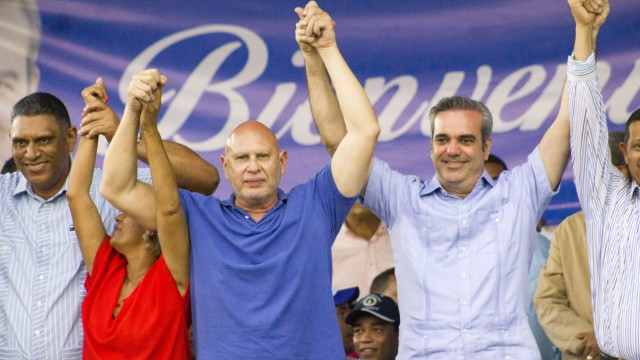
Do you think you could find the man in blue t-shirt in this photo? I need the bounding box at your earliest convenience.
[99,2,380,358]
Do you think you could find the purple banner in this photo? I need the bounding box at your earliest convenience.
[2,0,639,224]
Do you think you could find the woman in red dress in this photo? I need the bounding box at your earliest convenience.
[67,75,200,359]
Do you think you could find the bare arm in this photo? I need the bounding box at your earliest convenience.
[79,78,219,196]
[136,138,219,196]
[140,83,190,296]
[100,70,160,229]
[296,2,380,197]
[296,21,346,155]
[67,81,109,275]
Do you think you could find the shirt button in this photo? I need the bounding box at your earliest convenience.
[504,356,510,360]
[1,245,7,251]
[38,274,44,280]
[462,204,469,210]
[34,329,41,335]
[461,272,467,278]
[37,301,43,307]
[461,219,468,225]
[462,300,468,305]
[461,246,466,252]
[244,216,249,219]
[41,246,47,252]
[495,217,500,223]
[421,227,427,232]
[422,335,428,339]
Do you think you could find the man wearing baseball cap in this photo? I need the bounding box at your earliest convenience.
[345,294,399,360]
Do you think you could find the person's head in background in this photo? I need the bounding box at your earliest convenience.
[345,294,399,360]
[370,268,397,303]
[333,286,359,356]
[0,0,41,161]
[1,157,17,174]
[484,154,508,181]
[609,130,629,178]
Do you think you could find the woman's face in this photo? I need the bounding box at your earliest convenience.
[109,213,146,249]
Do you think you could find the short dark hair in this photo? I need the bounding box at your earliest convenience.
[485,154,508,171]
[608,131,625,167]
[429,96,493,144]
[370,267,395,295]
[623,108,640,144]
[11,92,71,130]
[1,158,17,174]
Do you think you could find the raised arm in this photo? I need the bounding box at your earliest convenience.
[295,5,345,155]
[529,0,608,191]
[66,79,108,275]
[100,70,161,229]
[136,134,220,196]
[140,79,189,296]
[79,78,219,196]
[295,2,380,197]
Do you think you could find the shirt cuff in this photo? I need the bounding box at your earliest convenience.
[567,52,596,82]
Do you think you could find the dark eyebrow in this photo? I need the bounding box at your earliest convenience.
[458,135,477,141]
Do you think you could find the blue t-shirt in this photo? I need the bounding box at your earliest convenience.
[180,165,356,359]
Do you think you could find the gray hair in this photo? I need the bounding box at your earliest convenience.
[428,96,493,144]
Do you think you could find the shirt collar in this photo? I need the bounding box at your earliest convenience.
[630,180,640,199]
[221,188,288,209]
[13,173,69,201]
[420,171,495,197]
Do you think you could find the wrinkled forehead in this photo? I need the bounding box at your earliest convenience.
[226,122,280,153]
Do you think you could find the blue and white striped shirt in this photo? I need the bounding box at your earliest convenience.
[568,53,640,358]
[0,168,150,360]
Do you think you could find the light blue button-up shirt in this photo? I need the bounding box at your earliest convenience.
[364,148,555,359]
[0,168,149,360]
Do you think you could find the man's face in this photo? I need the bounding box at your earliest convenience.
[221,122,287,209]
[0,1,39,160]
[621,121,640,185]
[10,114,76,199]
[431,110,491,197]
[336,303,354,354]
[353,314,398,360]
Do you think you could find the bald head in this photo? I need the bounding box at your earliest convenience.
[226,121,280,154]
[221,120,288,216]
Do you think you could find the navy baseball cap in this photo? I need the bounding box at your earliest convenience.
[333,286,359,307]
[345,293,400,325]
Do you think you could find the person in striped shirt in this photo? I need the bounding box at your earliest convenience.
[0,85,218,358]
[567,0,640,358]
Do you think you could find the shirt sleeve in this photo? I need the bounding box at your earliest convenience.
[568,53,615,228]
[363,157,418,228]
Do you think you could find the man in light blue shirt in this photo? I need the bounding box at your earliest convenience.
[0,85,218,358]
[305,4,606,358]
